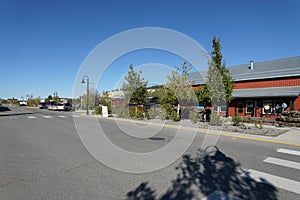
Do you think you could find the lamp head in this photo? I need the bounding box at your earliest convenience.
[81,78,85,84]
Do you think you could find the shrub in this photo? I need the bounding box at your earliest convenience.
[148,107,161,119]
[172,110,179,122]
[94,106,102,115]
[210,112,222,126]
[113,106,130,118]
[189,110,198,123]
[136,109,144,119]
[254,121,263,129]
[145,111,150,120]
[159,109,169,120]
[232,113,242,126]
[129,107,136,118]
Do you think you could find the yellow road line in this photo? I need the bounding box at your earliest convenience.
[98,116,300,147]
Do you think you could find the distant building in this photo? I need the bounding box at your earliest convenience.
[188,56,300,117]
[108,90,126,106]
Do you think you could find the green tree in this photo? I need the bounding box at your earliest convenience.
[165,60,197,119]
[203,36,234,115]
[45,95,52,103]
[122,64,148,105]
[99,91,112,114]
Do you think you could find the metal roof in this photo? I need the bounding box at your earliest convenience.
[187,56,300,84]
[232,86,300,98]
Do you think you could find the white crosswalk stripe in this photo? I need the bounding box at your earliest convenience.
[243,169,300,194]
[243,147,300,194]
[42,115,53,118]
[58,115,67,118]
[27,116,36,119]
[277,148,300,156]
[264,157,300,170]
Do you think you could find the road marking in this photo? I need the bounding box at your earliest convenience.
[99,117,300,147]
[43,115,53,119]
[277,148,300,156]
[264,157,300,170]
[73,115,81,118]
[27,116,36,119]
[243,169,300,194]
[58,115,67,118]
[202,190,241,200]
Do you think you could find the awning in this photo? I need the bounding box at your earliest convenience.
[232,86,300,98]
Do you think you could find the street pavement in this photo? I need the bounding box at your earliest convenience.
[0,105,300,199]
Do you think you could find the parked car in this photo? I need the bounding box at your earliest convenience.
[47,102,57,110]
[38,102,47,109]
[56,103,72,111]
[19,101,27,106]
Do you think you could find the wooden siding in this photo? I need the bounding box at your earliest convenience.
[234,77,300,89]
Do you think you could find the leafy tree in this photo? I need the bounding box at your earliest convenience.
[202,36,234,115]
[45,95,53,103]
[99,91,112,114]
[122,64,148,105]
[165,60,197,119]
[81,88,98,109]
[211,36,234,103]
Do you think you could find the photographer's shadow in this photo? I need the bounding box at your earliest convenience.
[126,146,277,200]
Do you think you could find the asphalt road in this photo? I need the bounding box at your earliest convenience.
[0,106,299,199]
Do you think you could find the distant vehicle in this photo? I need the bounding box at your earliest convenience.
[19,101,27,106]
[38,102,47,109]
[47,101,57,110]
[56,102,72,111]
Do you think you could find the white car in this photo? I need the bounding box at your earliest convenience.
[56,103,72,111]
[47,102,57,110]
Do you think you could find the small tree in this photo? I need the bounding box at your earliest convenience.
[203,36,234,115]
[99,91,112,114]
[165,60,197,119]
[122,64,148,105]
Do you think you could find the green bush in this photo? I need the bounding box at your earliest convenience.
[232,113,242,126]
[159,109,169,120]
[189,110,198,123]
[172,110,179,122]
[145,111,150,120]
[129,107,136,118]
[136,109,144,119]
[148,107,161,119]
[94,106,102,115]
[113,106,130,118]
[210,112,222,126]
[254,121,263,129]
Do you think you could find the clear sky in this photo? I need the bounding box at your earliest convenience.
[1,0,299,100]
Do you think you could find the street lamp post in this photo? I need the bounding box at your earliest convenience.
[81,75,89,115]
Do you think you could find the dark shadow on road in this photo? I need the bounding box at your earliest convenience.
[0,112,35,117]
[149,137,166,141]
[126,146,278,200]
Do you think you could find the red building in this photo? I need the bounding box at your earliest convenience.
[189,56,300,117]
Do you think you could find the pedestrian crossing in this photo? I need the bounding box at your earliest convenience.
[243,148,300,194]
[6,114,83,120]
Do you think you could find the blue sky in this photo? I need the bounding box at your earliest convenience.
[0,0,299,99]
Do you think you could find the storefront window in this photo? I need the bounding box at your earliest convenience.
[275,100,284,115]
[246,100,253,114]
[262,100,273,114]
[237,102,243,113]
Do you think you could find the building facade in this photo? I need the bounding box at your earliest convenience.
[188,56,300,117]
